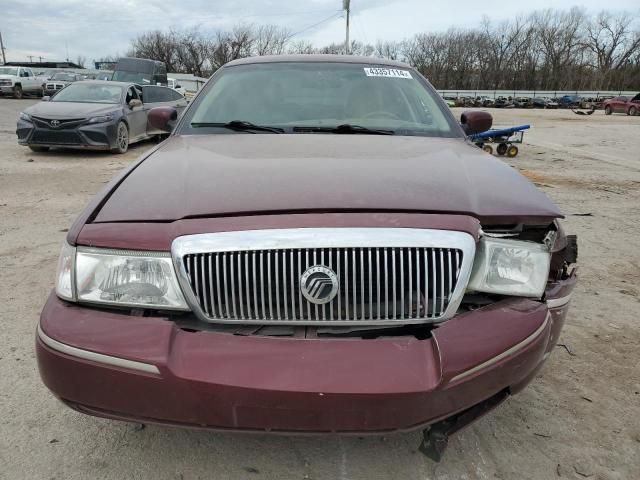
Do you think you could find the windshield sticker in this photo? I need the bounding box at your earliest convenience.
[364,67,412,79]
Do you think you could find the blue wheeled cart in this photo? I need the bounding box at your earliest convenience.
[469,124,530,157]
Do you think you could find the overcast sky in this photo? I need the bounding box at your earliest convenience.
[3,0,639,65]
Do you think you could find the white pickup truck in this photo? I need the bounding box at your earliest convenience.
[0,66,43,98]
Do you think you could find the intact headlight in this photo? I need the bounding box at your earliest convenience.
[468,237,551,297]
[19,112,31,122]
[55,243,189,310]
[86,114,115,124]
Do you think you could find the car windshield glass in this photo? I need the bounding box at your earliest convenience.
[183,62,458,137]
[51,83,123,103]
[112,71,153,84]
[51,73,76,81]
[0,67,19,75]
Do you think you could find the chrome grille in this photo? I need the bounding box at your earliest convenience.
[173,229,475,325]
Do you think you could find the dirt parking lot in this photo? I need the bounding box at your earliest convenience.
[1,99,639,480]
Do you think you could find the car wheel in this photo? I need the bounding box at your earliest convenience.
[111,121,129,154]
[13,85,23,99]
[629,107,637,116]
[28,146,50,152]
[604,106,612,115]
[506,145,519,158]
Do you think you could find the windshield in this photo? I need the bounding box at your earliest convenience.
[112,70,152,84]
[0,67,19,76]
[181,63,458,137]
[51,72,77,81]
[51,83,123,103]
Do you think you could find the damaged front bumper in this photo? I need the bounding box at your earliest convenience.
[36,271,576,449]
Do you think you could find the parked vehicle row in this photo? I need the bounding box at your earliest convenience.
[443,93,639,114]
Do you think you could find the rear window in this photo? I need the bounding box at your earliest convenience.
[142,85,183,103]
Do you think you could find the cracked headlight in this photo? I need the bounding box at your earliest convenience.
[468,237,551,297]
[55,242,76,301]
[55,244,189,310]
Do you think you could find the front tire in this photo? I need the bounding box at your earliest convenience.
[13,85,23,99]
[111,121,129,154]
[604,106,612,115]
[28,146,50,152]
[629,106,637,116]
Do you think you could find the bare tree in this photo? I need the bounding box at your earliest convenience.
[113,10,640,89]
[75,55,87,68]
[375,40,404,61]
[174,29,210,77]
[255,25,291,56]
[209,25,256,69]
[585,11,640,89]
[287,40,315,54]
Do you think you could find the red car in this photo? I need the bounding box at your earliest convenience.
[37,55,578,461]
[603,93,640,115]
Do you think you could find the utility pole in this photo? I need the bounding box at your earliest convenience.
[0,31,6,64]
[28,55,34,62]
[343,0,350,55]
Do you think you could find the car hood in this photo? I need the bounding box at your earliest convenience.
[24,101,119,118]
[0,74,17,80]
[94,134,563,225]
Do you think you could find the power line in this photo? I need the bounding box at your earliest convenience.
[289,11,344,38]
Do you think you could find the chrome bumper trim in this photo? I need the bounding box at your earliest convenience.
[37,324,160,374]
[546,294,572,309]
[449,312,550,383]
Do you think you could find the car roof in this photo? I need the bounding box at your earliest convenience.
[225,54,412,69]
[77,79,173,87]
[74,79,131,87]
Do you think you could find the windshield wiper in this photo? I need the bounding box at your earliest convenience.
[292,124,394,135]
[190,120,284,133]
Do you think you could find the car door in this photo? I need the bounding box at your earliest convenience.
[123,86,148,141]
[613,97,628,113]
[141,86,188,135]
[22,68,38,92]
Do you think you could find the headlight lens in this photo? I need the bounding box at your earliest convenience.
[55,244,189,310]
[468,237,551,297]
[86,114,114,124]
[19,112,31,122]
[55,242,76,301]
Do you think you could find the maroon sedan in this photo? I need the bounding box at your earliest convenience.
[603,93,640,115]
[37,55,578,461]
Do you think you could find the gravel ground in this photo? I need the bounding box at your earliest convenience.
[1,99,639,480]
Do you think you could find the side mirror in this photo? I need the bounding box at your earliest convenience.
[41,96,50,102]
[460,110,492,135]
[148,106,178,132]
[129,99,143,108]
